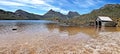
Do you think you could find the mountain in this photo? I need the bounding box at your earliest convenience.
[44,9,68,19]
[63,4,120,26]
[67,11,80,18]
[0,9,25,20]
[15,9,43,20]
[90,4,120,19]
[0,9,80,20]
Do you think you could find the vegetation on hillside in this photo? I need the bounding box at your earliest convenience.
[0,9,25,20]
[60,4,120,26]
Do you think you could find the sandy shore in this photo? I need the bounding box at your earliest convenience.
[0,31,120,54]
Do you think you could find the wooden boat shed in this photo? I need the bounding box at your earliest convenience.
[95,16,113,27]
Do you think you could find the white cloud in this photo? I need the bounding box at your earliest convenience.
[0,0,104,14]
[74,0,103,8]
[87,0,103,5]
[86,0,95,5]
[16,0,46,5]
[0,0,25,6]
[2,0,69,14]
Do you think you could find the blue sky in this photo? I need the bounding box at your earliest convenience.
[0,0,120,15]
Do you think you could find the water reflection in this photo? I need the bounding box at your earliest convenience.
[0,20,120,39]
[0,20,120,54]
[46,24,120,38]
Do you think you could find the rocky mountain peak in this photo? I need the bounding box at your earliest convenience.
[68,11,80,15]
[43,9,68,19]
[67,11,80,18]
[49,9,54,12]
[15,9,24,12]
[45,9,58,15]
[15,9,28,14]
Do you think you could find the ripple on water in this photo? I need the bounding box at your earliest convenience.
[0,21,120,54]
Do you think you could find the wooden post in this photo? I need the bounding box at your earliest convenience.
[97,21,102,28]
[116,18,119,27]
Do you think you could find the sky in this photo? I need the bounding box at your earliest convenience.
[0,0,120,15]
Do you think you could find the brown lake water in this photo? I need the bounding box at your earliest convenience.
[0,20,120,54]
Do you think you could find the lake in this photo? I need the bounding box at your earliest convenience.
[0,20,120,54]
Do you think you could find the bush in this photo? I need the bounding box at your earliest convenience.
[105,22,117,27]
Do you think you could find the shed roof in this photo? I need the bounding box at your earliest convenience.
[97,16,112,21]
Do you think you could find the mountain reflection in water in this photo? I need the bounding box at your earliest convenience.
[0,20,120,39]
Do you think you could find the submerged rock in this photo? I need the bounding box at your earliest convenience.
[12,28,17,30]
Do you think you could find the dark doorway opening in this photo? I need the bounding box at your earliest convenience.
[95,21,102,28]
[95,21,98,26]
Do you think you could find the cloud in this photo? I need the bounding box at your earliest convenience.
[73,0,104,8]
[16,0,47,5]
[0,0,105,14]
[0,0,25,6]
[0,0,69,14]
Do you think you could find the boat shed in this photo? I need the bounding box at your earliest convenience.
[95,16,113,27]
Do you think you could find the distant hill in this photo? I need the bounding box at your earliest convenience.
[44,9,67,19]
[64,4,120,26]
[15,9,43,20]
[0,9,25,20]
[67,11,80,18]
[0,9,80,20]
